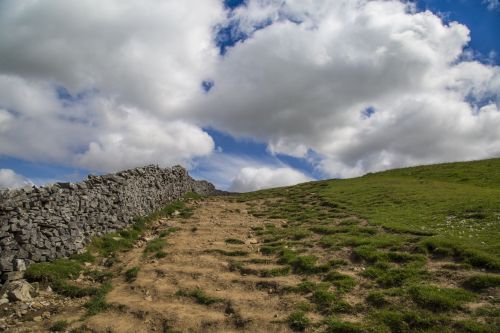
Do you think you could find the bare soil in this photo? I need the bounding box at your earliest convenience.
[8,198,311,333]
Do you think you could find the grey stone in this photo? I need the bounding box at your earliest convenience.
[14,259,26,272]
[0,165,217,275]
[7,280,33,302]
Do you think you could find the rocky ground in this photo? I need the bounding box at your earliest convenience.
[0,198,310,332]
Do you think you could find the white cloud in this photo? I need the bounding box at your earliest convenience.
[229,166,312,192]
[0,0,499,183]
[0,0,223,172]
[0,169,33,189]
[484,0,499,10]
[196,0,500,177]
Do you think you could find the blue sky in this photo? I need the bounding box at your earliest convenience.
[0,0,499,191]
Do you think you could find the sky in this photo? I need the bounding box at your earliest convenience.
[0,0,499,192]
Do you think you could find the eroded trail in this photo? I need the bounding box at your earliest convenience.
[80,198,304,332]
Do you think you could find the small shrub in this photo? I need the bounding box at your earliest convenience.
[49,320,68,332]
[124,267,139,282]
[287,311,310,331]
[409,285,474,311]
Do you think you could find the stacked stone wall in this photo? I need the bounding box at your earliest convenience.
[0,165,216,279]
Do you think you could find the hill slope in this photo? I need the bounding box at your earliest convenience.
[2,159,499,332]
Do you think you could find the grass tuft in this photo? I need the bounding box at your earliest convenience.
[84,282,112,316]
[408,285,475,311]
[175,288,223,305]
[287,311,310,331]
[462,275,500,291]
[323,271,356,292]
[49,320,69,332]
[124,266,139,282]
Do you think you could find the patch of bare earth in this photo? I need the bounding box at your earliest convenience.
[59,198,310,333]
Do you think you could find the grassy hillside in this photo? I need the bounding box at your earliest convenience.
[237,158,500,332]
[244,158,500,267]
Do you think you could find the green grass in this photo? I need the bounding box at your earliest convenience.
[84,282,112,316]
[372,309,448,332]
[236,158,500,331]
[144,238,167,254]
[25,259,82,283]
[323,271,356,292]
[319,159,500,270]
[259,266,291,277]
[155,251,167,259]
[462,275,500,291]
[124,266,139,282]
[323,317,365,333]
[175,288,223,305]
[225,238,245,244]
[52,280,98,298]
[84,270,113,283]
[287,311,310,331]
[366,291,388,308]
[408,285,475,311]
[49,320,69,332]
[362,262,427,287]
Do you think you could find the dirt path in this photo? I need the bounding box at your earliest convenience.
[73,197,306,333]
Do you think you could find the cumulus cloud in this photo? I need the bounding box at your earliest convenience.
[229,166,312,192]
[1,0,500,185]
[196,0,500,177]
[0,169,33,189]
[0,0,222,172]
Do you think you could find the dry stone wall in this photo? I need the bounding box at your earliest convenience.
[0,165,216,280]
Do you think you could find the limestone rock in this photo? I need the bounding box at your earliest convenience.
[6,280,33,302]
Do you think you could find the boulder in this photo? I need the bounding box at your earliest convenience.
[7,280,33,302]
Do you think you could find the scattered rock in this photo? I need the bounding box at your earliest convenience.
[32,316,42,322]
[246,238,258,245]
[7,280,33,302]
